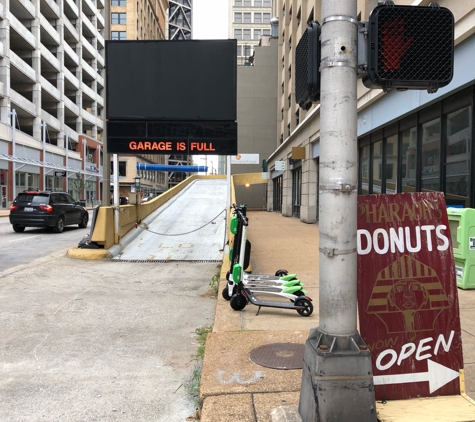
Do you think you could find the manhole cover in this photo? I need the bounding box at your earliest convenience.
[249,343,305,370]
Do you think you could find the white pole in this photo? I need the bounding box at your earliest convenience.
[96,145,101,204]
[226,155,231,210]
[42,122,46,190]
[113,153,119,242]
[82,139,87,200]
[11,109,16,200]
[65,133,69,193]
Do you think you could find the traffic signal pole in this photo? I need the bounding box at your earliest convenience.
[298,0,378,420]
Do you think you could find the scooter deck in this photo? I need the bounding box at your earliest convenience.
[247,291,306,309]
[245,273,297,282]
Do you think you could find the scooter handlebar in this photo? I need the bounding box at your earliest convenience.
[232,203,248,226]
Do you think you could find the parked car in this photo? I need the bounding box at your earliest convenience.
[110,197,129,205]
[9,191,89,233]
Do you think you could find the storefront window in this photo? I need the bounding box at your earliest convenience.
[372,140,382,194]
[28,173,39,190]
[360,145,370,195]
[292,166,302,216]
[446,106,471,207]
[386,134,398,193]
[421,118,441,192]
[401,127,417,192]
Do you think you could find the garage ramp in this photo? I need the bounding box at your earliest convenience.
[113,179,227,262]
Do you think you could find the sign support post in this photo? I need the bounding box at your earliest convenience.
[298,0,377,420]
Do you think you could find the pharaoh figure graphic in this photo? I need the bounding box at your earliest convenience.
[366,255,451,335]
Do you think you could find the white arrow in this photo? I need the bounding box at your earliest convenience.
[373,359,459,394]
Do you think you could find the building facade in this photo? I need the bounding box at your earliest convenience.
[266,0,475,223]
[229,0,273,66]
[0,0,107,209]
[233,37,278,209]
[168,0,192,40]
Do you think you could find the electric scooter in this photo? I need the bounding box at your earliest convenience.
[222,204,305,300]
[228,208,313,317]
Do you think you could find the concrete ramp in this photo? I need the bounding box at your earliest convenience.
[114,179,227,261]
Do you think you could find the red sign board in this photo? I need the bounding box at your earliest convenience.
[357,192,463,401]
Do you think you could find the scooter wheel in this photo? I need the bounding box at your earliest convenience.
[230,293,247,311]
[222,285,237,301]
[275,269,288,276]
[295,298,313,317]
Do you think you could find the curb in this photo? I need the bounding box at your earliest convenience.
[67,248,112,260]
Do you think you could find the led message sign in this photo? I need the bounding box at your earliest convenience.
[106,121,237,155]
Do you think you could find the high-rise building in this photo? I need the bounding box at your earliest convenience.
[168,0,192,40]
[267,0,475,223]
[229,0,272,66]
[0,0,108,209]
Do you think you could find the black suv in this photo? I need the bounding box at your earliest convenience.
[9,191,89,233]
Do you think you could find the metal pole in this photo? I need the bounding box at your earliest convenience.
[226,155,231,210]
[42,121,46,190]
[102,0,111,207]
[298,0,377,420]
[96,145,101,203]
[11,109,16,200]
[83,139,87,200]
[113,153,119,243]
[65,133,69,193]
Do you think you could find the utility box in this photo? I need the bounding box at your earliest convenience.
[447,207,475,289]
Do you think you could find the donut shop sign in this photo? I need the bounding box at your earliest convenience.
[357,192,463,401]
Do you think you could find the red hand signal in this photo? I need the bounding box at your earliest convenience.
[380,19,413,72]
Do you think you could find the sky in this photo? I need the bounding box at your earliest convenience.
[192,0,229,40]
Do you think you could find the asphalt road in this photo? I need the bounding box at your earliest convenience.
[0,184,223,421]
[0,212,92,272]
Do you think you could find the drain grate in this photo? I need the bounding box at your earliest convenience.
[249,343,305,370]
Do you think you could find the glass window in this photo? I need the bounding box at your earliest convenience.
[244,0,251,5]
[254,13,262,23]
[263,0,270,6]
[255,0,262,5]
[244,13,251,23]
[386,134,398,194]
[234,13,242,23]
[263,13,271,22]
[372,140,382,194]
[236,45,242,56]
[111,31,126,40]
[243,29,251,39]
[446,106,471,207]
[401,127,417,192]
[111,13,126,24]
[421,118,441,192]
[234,29,242,39]
[244,45,251,56]
[254,29,261,39]
[111,0,126,5]
[235,0,242,5]
[360,145,370,195]
[263,29,270,36]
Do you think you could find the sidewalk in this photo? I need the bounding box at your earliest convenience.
[200,210,475,422]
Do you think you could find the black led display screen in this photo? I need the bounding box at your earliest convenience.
[105,40,237,121]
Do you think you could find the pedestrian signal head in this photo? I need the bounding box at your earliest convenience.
[363,3,454,93]
[295,21,321,110]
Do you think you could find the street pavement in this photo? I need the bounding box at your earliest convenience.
[2,206,475,421]
[200,211,475,422]
[0,208,219,422]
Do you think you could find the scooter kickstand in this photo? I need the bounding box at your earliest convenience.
[256,306,262,316]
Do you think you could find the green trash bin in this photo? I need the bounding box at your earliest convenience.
[447,207,475,289]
